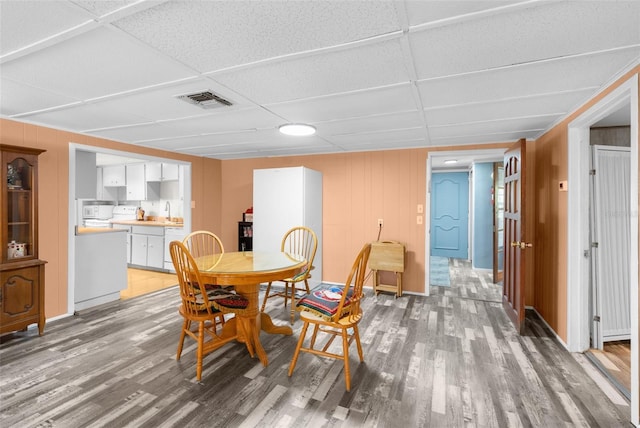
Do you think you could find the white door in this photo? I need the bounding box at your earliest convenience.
[590,145,631,349]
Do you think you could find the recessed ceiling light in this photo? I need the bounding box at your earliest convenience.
[444,159,458,164]
[278,123,316,136]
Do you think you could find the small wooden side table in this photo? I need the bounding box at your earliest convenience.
[370,241,405,298]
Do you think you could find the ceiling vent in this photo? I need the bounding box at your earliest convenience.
[176,90,233,109]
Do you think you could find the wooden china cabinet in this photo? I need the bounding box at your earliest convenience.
[0,144,46,336]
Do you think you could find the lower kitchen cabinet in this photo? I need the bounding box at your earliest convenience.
[131,226,164,269]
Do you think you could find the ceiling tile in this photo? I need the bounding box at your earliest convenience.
[424,90,594,126]
[86,78,254,121]
[212,38,408,104]
[429,116,550,139]
[2,26,195,100]
[0,1,92,56]
[327,127,427,146]
[404,1,527,26]
[267,84,418,124]
[23,102,150,131]
[113,0,401,72]
[0,78,80,116]
[70,0,139,17]
[410,1,640,79]
[317,111,424,137]
[417,48,640,108]
[431,129,541,146]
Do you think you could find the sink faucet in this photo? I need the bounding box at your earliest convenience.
[165,201,171,220]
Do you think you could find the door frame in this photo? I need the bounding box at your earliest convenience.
[426,148,506,296]
[67,144,193,315]
[567,74,638,425]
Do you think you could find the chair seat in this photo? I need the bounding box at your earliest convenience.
[296,285,353,321]
[197,283,249,309]
[299,308,362,326]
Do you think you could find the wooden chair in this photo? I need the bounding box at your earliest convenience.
[260,226,318,324]
[170,240,250,381]
[288,242,372,391]
[183,230,225,259]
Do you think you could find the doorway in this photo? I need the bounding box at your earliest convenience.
[426,149,506,296]
[67,144,192,314]
[567,75,638,425]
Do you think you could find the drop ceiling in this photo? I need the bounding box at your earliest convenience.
[1,1,638,162]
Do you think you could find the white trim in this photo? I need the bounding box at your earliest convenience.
[529,306,571,352]
[567,74,638,426]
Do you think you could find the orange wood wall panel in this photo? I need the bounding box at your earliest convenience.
[532,65,640,342]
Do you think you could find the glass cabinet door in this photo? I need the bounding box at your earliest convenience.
[5,157,35,261]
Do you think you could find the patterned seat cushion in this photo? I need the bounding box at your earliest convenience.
[192,283,249,310]
[296,284,353,321]
[202,284,249,309]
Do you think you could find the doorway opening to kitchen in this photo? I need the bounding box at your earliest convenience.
[68,144,192,313]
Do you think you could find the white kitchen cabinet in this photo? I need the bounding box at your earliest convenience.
[145,162,162,181]
[76,150,97,199]
[253,166,323,288]
[161,163,179,181]
[102,165,126,186]
[126,163,145,200]
[131,225,164,269]
[146,162,179,182]
[127,163,160,201]
[96,167,120,201]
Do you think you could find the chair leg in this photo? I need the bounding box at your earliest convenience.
[196,321,205,381]
[342,327,351,391]
[176,318,189,360]
[288,320,309,377]
[310,324,320,349]
[353,325,364,362]
[260,282,273,312]
[289,284,297,324]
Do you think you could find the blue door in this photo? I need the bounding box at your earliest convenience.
[431,172,469,259]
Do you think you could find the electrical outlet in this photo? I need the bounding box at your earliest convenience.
[378,218,383,227]
[417,215,423,225]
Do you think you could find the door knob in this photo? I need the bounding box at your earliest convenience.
[511,241,533,249]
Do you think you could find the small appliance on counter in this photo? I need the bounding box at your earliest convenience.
[112,205,139,222]
[82,204,115,228]
[136,207,145,221]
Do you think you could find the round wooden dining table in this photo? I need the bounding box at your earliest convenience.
[195,251,306,366]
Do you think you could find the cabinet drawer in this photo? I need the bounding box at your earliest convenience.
[131,225,164,236]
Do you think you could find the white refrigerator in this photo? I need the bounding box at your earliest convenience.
[253,166,322,287]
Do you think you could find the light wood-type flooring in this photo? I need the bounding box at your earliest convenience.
[0,259,631,427]
[121,268,177,300]
[589,341,632,397]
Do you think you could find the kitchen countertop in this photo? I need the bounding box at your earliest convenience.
[76,227,128,235]
[110,220,184,227]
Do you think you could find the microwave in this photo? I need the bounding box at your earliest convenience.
[83,205,114,220]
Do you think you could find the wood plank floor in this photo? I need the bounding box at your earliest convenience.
[589,341,632,396]
[0,259,630,427]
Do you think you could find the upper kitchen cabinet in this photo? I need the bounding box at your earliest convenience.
[146,162,179,181]
[96,167,120,201]
[75,151,97,199]
[126,164,159,201]
[102,165,126,187]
